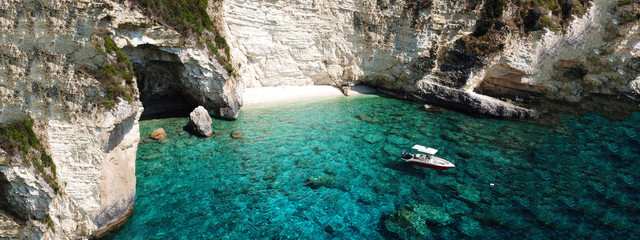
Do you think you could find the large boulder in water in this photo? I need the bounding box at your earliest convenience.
[189,106,213,137]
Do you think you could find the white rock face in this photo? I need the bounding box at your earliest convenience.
[0,0,245,237]
[0,0,142,239]
[223,0,478,88]
[47,102,141,238]
[222,0,640,115]
[477,0,640,102]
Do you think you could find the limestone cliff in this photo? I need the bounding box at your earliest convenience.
[222,0,640,118]
[0,0,238,239]
[0,1,140,238]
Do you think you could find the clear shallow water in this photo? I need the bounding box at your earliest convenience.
[112,94,640,239]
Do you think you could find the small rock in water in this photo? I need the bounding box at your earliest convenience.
[364,134,384,143]
[230,130,244,139]
[188,106,213,137]
[422,104,444,112]
[304,174,334,189]
[150,128,167,140]
[355,114,370,120]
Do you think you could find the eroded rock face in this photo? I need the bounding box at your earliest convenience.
[0,0,142,238]
[111,6,242,120]
[222,0,640,117]
[189,106,214,137]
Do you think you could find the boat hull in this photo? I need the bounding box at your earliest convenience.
[404,159,454,170]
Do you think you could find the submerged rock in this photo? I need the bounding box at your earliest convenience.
[364,134,384,143]
[385,207,432,239]
[188,106,213,137]
[458,216,482,238]
[304,174,334,189]
[413,204,453,226]
[230,130,244,139]
[385,203,454,238]
[355,114,370,121]
[150,128,167,140]
[455,184,482,204]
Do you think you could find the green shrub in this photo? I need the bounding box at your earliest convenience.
[206,40,218,55]
[93,35,137,108]
[0,119,40,156]
[41,152,53,166]
[534,0,556,9]
[485,0,505,19]
[132,0,214,37]
[215,33,227,48]
[133,0,237,78]
[105,100,116,109]
[472,20,493,37]
[226,63,233,74]
[541,15,557,31]
[98,64,117,78]
[44,214,55,232]
[50,165,57,178]
[572,5,585,18]
[0,119,58,193]
[619,0,631,6]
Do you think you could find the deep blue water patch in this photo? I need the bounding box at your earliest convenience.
[112,95,640,239]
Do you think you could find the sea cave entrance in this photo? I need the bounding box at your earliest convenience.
[123,44,197,120]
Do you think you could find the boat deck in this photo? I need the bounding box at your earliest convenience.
[412,154,454,166]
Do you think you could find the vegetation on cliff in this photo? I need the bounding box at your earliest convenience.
[0,119,59,194]
[469,0,592,54]
[616,0,640,25]
[438,0,593,87]
[92,35,137,109]
[131,0,234,75]
[131,0,213,37]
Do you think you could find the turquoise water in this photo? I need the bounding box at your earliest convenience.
[112,94,640,239]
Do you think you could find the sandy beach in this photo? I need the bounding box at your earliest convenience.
[242,85,377,105]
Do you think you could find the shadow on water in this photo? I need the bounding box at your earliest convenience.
[382,161,429,177]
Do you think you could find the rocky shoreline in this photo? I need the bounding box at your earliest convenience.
[376,83,535,119]
[1,0,640,239]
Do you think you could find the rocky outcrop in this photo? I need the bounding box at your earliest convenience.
[110,4,242,120]
[383,82,534,118]
[189,106,213,137]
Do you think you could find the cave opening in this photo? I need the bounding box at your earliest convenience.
[123,44,198,120]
